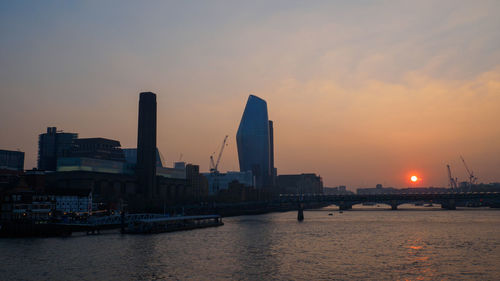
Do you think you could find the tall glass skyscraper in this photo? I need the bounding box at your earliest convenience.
[236,95,273,188]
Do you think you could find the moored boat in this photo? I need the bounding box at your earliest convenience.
[123,214,223,234]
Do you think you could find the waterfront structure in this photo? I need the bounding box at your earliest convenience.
[0,149,24,171]
[236,95,273,188]
[0,190,55,221]
[277,173,323,194]
[137,92,157,200]
[203,171,254,194]
[37,127,78,171]
[46,188,92,214]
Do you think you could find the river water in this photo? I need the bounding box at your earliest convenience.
[1,206,500,280]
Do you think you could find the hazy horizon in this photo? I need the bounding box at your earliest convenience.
[1,1,499,189]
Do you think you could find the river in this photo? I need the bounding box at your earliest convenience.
[1,206,499,280]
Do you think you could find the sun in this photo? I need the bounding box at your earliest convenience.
[410,175,418,182]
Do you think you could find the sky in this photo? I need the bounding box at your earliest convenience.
[1,1,499,189]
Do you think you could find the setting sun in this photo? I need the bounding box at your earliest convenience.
[410,176,418,182]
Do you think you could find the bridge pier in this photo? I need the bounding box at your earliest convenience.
[441,199,456,210]
[339,202,352,211]
[391,200,398,210]
[121,212,126,234]
[297,203,304,221]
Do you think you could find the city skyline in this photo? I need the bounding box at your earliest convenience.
[1,1,500,188]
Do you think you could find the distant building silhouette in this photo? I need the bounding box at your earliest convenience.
[323,186,352,195]
[70,138,125,162]
[277,173,323,194]
[203,171,254,194]
[136,92,157,199]
[185,164,209,201]
[0,149,24,171]
[236,95,272,188]
[37,127,77,171]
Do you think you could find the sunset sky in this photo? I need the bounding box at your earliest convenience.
[1,1,499,189]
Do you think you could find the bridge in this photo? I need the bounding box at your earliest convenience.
[279,192,500,217]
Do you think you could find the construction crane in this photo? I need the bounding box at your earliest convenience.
[460,155,478,190]
[210,135,229,173]
[446,164,458,192]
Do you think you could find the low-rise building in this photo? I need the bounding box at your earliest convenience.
[357,184,397,195]
[0,190,55,221]
[203,171,254,194]
[46,188,92,214]
[323,186,353,195]
[277,173,323,194]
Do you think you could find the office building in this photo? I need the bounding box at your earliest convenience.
[0,149,24,171]
[37,127,78,171]
[236,95,272,188]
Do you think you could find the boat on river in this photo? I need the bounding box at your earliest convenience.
[123,214,223,234]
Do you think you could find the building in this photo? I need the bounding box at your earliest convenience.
[37,127,78,171]
[268,120,276,186]
[156,166,186,179]
[44,170,137,211]
[0,149,25,171]
[356,185,452,194]
[123,148,164,168]
[0,190,55,221]
[56,157,132,174]
[236,95,273,188]
[185,164,209,200]
[71,138,125,161]
[323,186,353,195]
[45,188,92,214]
[203,171,254,194]
[356,184,398,195]
[136,92,157,200]
[277,173,323,194]
[56,137,131,174]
